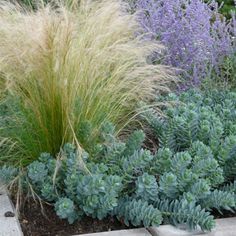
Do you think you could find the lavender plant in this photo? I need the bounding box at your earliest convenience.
[131,0,236,88]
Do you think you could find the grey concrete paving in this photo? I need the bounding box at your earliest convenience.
[148,224,203,236]
[0,183,23,236]
[149,217,236,236]
[76,228,151,236]
[195,217,236,236]
[0,194,15,216]
[0,217,23,236]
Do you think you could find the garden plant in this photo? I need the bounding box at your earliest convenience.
[2,89,236,231]
[127,0,236,89]
[217,0,236,18]
[0,0,236,235]
[0,0,172,166]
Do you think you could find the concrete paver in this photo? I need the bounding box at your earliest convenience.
[0,194,15,216]
[0,183,23,236]
[149,217,236,236]
[195,217,236,236]
[148,224,202,236]
[0,217,23,236]
[76,228,151,236]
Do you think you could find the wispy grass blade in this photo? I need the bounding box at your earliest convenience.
[0,0,174,166]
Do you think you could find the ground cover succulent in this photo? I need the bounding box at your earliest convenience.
[2,89,236,231]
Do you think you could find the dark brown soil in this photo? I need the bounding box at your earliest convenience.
[212,209,236,219]
[13,197,131,236]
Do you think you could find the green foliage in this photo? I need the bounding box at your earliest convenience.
[190,142,224,187]
[27,161,48,184]
[17,0,80,9]
[122,130,145,157]
[135,173,159,202]
[150,148,173,175]
[142,89,236,228]
[113,198,163,227]
[155,199,215,231]
[76,174,123,219]
[55,198,80,224]
[17,0,48,8]
[219,135,236,180]
[219,54,236,88]
[0,165,18,184]
[97,122,126,161]
[204,54,236,90]
[189,180,211,200]
[145,90,236,182]
[220,180,236,193]
[200,190,235,212]
[120,149,153,182]
[0,123,217,230]
[41,181,57,202]
[217,0,236,18]
[2,90,236,231]
[153,143,224,201]
[22,141,124,222]
[159,173,179,199]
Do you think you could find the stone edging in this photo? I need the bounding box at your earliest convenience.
[0,183,23,236]
[148,217,236,236]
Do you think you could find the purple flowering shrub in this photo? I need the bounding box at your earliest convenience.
[130,0,236,88]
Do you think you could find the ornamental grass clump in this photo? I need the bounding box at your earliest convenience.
[0,0,173,166]
[131,0,236,88]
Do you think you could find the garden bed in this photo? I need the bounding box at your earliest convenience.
[0,0,236,235]
[3,189,236,236]
[12,195,236,236]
